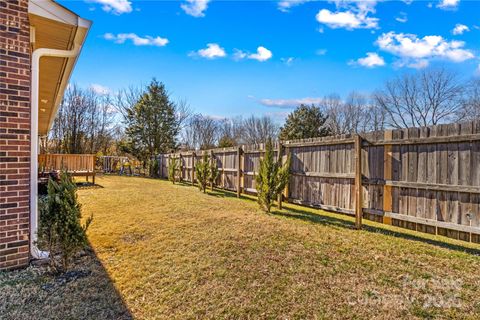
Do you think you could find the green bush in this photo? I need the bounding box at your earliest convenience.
[38,171,93,272]
[150,158,160,178]
[168,157,179,184]
[195,153,210,193]
[255,139,291,213]
[209,156,219,191]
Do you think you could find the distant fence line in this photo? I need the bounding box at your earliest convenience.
[157,121,480,243]
[99,156,129,173]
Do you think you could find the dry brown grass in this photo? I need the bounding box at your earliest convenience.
[84,176,480,319]
[2,175,480,319]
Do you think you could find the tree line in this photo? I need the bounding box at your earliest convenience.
[44,84,119,155]
[45,67,480,165]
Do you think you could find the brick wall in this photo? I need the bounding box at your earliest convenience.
[0,0,31,270]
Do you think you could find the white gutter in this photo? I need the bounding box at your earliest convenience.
[30,45,80,259]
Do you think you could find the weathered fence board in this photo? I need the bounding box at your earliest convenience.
[157,121,480,243]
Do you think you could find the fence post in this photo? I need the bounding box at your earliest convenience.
[192,152,196,186]
[210,150,215,191]
[354,134,363,230]
[241,146,246,194]
[278,143,284,210]
[92,155,96,184]
[179,153,183,182]
[161,155,165,178]
[383,130,393,225]
[167,154,171,181]
[237,146,242,197]
[284,145,290,202]
[221,151,226,189]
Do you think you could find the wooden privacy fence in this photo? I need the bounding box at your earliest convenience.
[157,121,480,243]
[38,153,96,183]
[99,156,129,173]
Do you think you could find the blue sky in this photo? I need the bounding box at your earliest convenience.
[60,0,480,121]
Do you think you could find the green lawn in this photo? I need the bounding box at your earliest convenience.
[2,175,480,319]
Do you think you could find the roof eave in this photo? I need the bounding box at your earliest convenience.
[29,0,92,135]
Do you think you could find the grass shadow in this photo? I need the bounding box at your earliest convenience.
[0,243,132,319]
[174,183,251,200]
[209,187,480,256]
[273,205,480,256]
[208,188,245,198]
[76,182,104,189]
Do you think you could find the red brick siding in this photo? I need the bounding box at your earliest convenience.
[0,0,31,270]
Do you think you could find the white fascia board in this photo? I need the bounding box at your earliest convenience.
[29,0,92,29]
[46,25,91,133]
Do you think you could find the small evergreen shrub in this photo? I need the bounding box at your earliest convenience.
[168,157,179,184]
[255,139,291,213]
[150,158,160,178]
[195,153,210,193]
[209,156,219,191]
[37,171,93,272]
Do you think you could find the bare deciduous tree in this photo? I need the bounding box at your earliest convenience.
[181,114,279,149]
[183,114,220,150]
[47,84,117,154]
[114,86,142,120]
[242,115,279,145]
[321,92,385,134]
[217,117,245,147]
[363,100,387,132]
[175,98,193,131]
[460,79,480,121]
[320,94,344,135]
[374,68,464,129]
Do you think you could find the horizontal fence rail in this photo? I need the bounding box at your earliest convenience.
[157,121,480,243]
[39,154,95,173]
[38,153,96,183]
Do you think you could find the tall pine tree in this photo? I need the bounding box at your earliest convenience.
[124,79,179,163]
[279,104,331,141]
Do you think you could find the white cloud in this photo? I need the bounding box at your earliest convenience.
[316,9,378,30]
[281,57,295,66]
[259,97,325,108]
[192,43,227,59]
[278,0,309,12]
[206,114,227,121]
[316,49,327,56]
[264,111,290,121]
[233,46,274,62]
[233,47,273,62]
[376,32,474,67]
[395,12,408,23]
[452,24,469,35]
[405,59,430,69]
[233,49,247,61]
[352,52,385,68]
[181,0,210,17]
[104,33,169,46]
[248,46,273,62]
[437,0,460,10]
[90,84,110,95]
[87,0,132,14]
[316,1,379,30]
